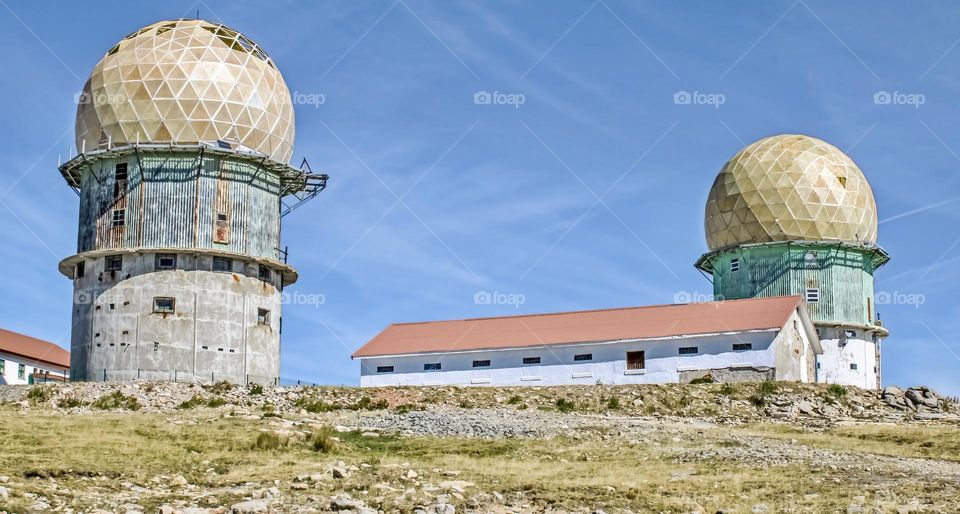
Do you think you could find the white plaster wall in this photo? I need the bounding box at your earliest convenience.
[359,331,781,387]
[0,350,69,385]
[816,327,878,389]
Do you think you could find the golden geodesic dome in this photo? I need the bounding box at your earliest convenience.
[705,134,878,251]
[75,19,294,163]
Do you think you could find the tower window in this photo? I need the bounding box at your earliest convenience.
[105,255,122,271]
[155,254,177,269]
[212,256,232,272]
[679,346,699,355]
[114,163,128,181]
[850,363,858,371]
[75,261,85,279]
[574,353,593,361]
[258,265,271,282]
[257,308,270,325]
[845,330,857,338]
[423,362,441,371]
[732,343,752,351]
[153,297,175,314]
[730,258,740,272]
[111,209,125,227]
[805,288,820,303]
[472,359,491,367]
[522,356,541,365]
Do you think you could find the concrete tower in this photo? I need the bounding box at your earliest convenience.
[695,134,888,389]
[58,19,327,384]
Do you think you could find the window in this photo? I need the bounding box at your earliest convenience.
[472,360,491,367]
[730,258,740,272]
[845,330,857,338]
[257,308,270,325]
[258,265,271,282]
[105,255,122,271]
[216,212,228,222]
[155,254,177,269]
[574,353,593,361]
[850,363,858,371]
[626,351,645,370]
[75,261,85,279]
[679,346,699,355]
[212,256,232,272]
[153,342,159,351]
[522,357,540,365]
[18,364,25,380]
[423,362,441,371]
[377,365,394,373]
[816,362,821,369]
[114,163,128,198]
[112,209,125,227]
[805,288,820,303]
[153,297,175,314]
[732,343,752,351]
[0,359,4,375]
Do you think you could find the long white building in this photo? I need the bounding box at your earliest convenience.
[354,296,820,387]
[0,328,70,385]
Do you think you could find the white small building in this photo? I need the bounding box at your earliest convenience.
[354,296,821,387]
[0,328,70,385]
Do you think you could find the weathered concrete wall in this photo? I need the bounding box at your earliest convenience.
[679,366,775,383]
[70,252,281,384]
[772,310,818,383]
[816,327,878,389]
[358,330,792,387]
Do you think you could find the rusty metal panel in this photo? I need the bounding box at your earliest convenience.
[75,151,283,260]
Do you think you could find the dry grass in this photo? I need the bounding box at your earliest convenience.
[2,403,957,513]
[742,421,960,462]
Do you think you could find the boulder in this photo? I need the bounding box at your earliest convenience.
[231,499,270,513]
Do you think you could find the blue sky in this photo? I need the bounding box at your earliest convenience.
[1,1,959,393]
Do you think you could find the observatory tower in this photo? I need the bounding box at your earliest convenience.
[57,20,327,383]
[695,135,888,389]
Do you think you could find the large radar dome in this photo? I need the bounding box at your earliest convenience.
[75,19,294,162]
[705,134,878,251]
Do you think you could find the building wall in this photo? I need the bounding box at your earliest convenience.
[70,253,281,384]
[707,243,881,326]
[76,153,282,260]
[359,330,790,387]
[702,242,886,389]
[0,351,68,385]
[815,327,878,389]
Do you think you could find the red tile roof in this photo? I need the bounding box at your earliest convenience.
[0,328,70,369]
[353,296,803,358]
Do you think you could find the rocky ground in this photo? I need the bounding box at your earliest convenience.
[0,381,958,513]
